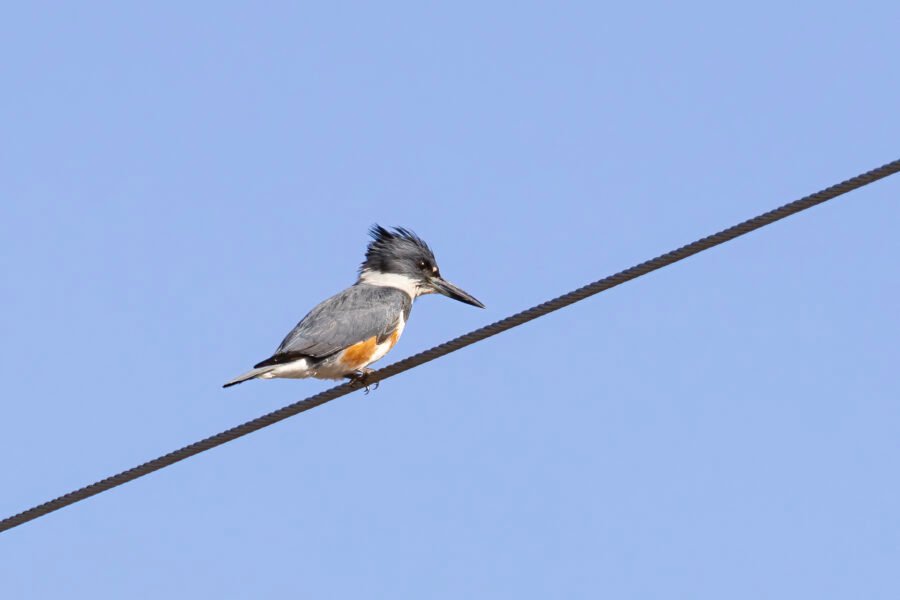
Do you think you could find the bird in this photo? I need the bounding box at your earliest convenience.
[223,225,484,389]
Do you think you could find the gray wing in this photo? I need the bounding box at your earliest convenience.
[254,284,412,368]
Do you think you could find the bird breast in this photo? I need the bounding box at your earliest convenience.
[339,314,406,370]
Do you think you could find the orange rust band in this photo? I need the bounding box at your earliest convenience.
[340,337,378,369]
[387,329,401,350]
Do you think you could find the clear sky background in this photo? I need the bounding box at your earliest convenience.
[2,2,898,598]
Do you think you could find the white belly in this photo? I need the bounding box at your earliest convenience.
[260,315,406,381]
[367,315,406,366]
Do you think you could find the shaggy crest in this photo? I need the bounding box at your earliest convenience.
[360,225,437,275]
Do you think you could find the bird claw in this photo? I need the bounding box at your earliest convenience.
[347,368,379,394]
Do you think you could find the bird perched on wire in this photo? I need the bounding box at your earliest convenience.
[224,225,484,389]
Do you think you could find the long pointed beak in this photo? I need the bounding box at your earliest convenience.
[429,276,485,308]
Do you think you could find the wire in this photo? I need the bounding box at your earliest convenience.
[2,159,898,534]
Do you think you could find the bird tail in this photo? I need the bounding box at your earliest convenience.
[222,365,276,388]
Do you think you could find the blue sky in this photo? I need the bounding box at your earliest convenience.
[2,2,898,598]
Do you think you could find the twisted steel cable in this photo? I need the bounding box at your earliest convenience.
[2,158,898,534]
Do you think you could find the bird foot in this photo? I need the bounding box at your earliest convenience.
[347,368,379,394]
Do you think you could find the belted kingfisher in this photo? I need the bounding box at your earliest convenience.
[224,225,484,388]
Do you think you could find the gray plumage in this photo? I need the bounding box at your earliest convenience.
[360,225,437,277]
[223,224,483,388]
[254,284,412,367]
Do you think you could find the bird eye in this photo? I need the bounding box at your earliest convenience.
[418,260,427,269]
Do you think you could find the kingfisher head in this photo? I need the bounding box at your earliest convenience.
[358,225,485,308]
